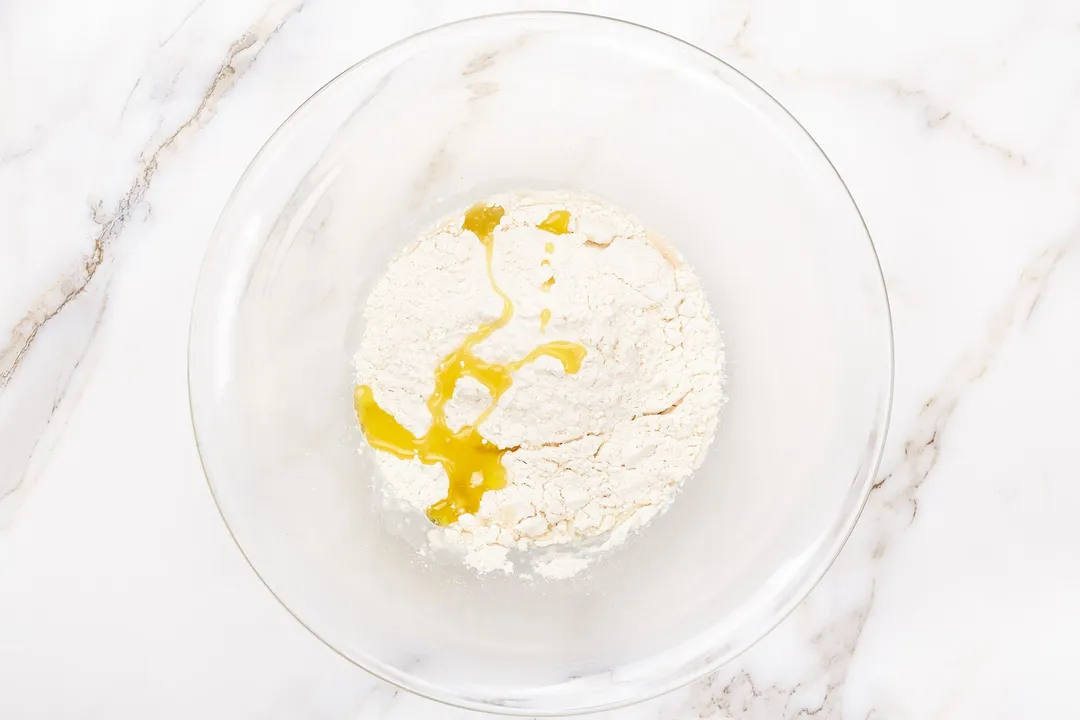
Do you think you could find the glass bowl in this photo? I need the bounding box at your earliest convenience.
[188,11,893,716]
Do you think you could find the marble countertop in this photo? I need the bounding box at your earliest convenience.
[2,0,1079,717]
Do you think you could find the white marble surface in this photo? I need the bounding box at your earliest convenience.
[2,0,1079,717]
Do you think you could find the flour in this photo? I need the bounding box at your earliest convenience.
[354,190,725,578]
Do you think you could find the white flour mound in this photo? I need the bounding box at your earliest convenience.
[354,190,726,578]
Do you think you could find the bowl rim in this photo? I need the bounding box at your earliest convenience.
[188,9,894,716]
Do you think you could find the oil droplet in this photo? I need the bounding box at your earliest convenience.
[355,204,586,526]
[538,209,572,235]
[544,242,555,254]
[540,308,552,332]
[540,258,551,267]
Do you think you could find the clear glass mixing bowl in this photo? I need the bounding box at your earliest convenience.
[188,12,893,716]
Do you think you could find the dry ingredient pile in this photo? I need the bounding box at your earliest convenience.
[353,190,725,579]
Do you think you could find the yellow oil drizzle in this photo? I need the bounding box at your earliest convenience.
[539,308,552,332]
[538,212,565,330]
[538,209,572,235]
[354,203,586,526]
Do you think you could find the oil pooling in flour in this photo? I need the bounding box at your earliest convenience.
[353,203,586,526]
[537,209,567,332]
